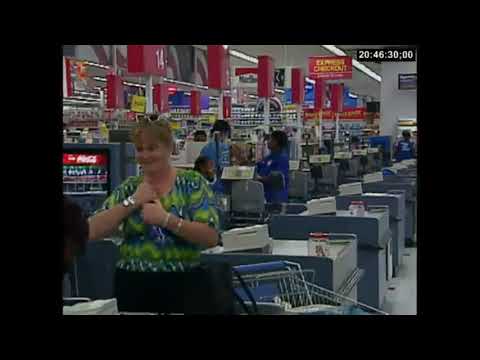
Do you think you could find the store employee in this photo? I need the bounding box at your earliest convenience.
[200,120,231,193]
[394,130,416,161]
[256,130,289,203]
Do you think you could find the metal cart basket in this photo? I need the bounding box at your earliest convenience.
[233,261,387,315]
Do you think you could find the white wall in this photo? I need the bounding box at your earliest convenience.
[380,62,417,143]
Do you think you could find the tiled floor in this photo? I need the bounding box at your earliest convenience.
[383,247,417,315]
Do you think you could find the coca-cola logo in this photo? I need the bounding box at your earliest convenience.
[64,153,106,165]
[76,155,98,164]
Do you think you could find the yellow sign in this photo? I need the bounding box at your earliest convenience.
[169,121,181,130]
[207,115,217,124]
[131,95,146,113]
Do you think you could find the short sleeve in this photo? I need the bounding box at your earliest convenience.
[92,177,141,235]
[184,171,219,231]
[200,143,212,161]
[94,176,140,213]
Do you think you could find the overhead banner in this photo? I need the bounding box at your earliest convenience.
[309,56,353,80]
[304,107,366,121]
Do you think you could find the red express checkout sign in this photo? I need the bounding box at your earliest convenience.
[309,56,352,80]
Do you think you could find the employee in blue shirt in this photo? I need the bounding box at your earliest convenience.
[394,130,416,161]
[200,120,231,193]
[256,130,290,203]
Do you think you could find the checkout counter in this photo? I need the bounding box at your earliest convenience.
[336,192,406,278]
[267,196,392,310]
[202,232,362,300]
[362,178,416,246]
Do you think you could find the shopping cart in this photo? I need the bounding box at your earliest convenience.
[232,261,387,315]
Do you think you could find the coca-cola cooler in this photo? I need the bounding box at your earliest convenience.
[63,143,138,215]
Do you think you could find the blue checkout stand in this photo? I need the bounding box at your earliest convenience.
[336,192,406,277]
[269,209,391,310]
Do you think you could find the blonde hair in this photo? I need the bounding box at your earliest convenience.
[131,116,174,148]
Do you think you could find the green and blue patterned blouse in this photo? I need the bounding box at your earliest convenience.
[97,169,219,272]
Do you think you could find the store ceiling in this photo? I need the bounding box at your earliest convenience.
[227,45,401,101]
[70,45,415,105]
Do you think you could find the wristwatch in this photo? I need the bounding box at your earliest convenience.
[122,196,136,208]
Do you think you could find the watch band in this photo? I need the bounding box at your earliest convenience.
[122,196,136,208]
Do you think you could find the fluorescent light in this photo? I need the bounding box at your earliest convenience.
[84,61,110,69]
[351,59,382,82]
[73,90,100,97]
[305,77,315,84]
[320,45,382,82]
[229,49,258,64]
[321,45,346,56]
[348,92,358,98]
[275,89,285,94]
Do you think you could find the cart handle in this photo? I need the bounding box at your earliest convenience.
[233,261,289,274]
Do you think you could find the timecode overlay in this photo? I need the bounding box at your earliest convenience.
[357,48,416,62]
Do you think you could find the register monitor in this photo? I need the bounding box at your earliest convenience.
[289,161,300,171]
[220,224,271,252]
[338,182,363,196]
[309,154,331,164]
[221,166,255,180]
[304,196,337,215]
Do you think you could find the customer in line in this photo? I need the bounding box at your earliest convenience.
[194,155,215,184]
[64,196,89,275]
[394,130,416,161]
[199,120,231,193]
[193,130,207,142]
[88,118,220,311]
[255,130,290,203]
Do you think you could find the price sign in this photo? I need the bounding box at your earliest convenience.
[131,95,146,113]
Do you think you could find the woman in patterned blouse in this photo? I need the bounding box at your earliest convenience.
[88,118,220,274]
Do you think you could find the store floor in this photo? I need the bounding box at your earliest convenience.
[383,247,417,315]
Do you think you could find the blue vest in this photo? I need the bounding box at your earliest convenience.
[396,140,414,161]
[256,150,289,203]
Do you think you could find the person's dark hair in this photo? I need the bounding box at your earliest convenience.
[194,130,207,139]
[211,120,231,138]
[270,130,288,150]
[194,155,210,172]
[64,197,89,257]
[402,130,411,139]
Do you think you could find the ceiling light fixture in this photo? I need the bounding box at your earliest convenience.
[229,49,258,64]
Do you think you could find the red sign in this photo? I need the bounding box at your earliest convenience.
[258,55,274,98]
[126,111,136,122]
[190,90,201,116]
[331,83,344,113]
[304,107,366,121]
[208,45,230,90]
[106,74,125,109]
[314,79,326,111]
[127,45,167,76]
[309,56,352,80]
[223,95,232,119]
[153,84,170,114]
[291,68,304,105]
[63,153,108,166]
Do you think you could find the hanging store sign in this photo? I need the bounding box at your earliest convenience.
[63,57,95,97]
[304,107,366,121]
[274,68,285,88]
[131,95,147,113]
[308,56,353,80]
